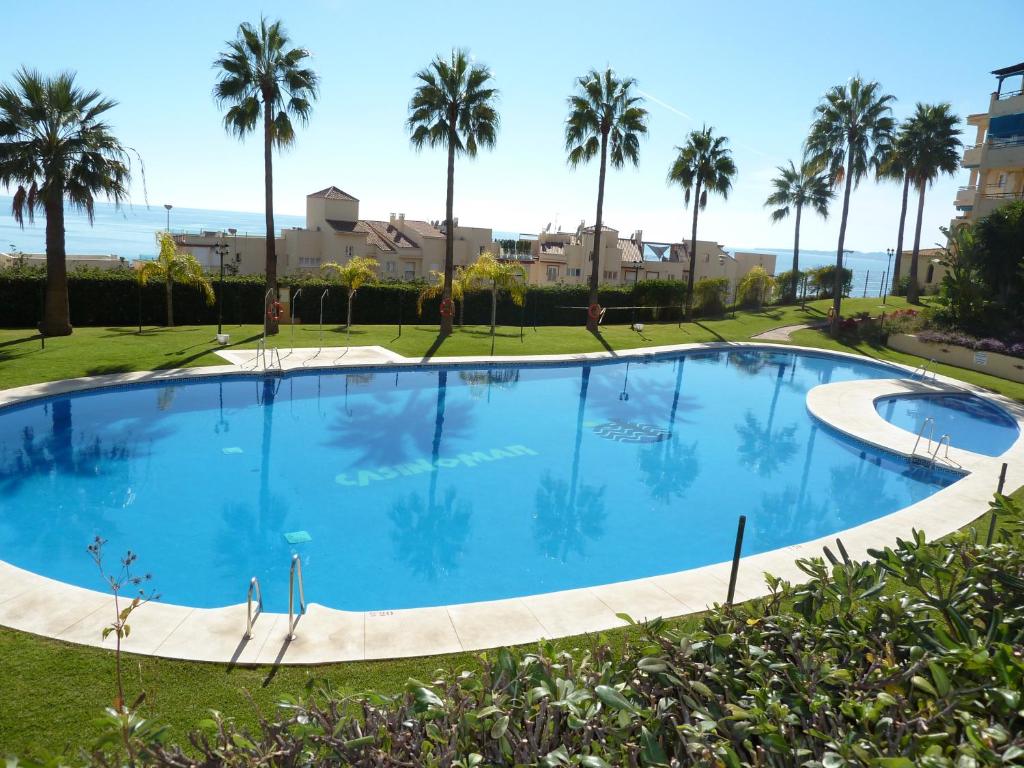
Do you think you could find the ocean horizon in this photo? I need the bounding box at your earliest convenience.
[0,196,899,294]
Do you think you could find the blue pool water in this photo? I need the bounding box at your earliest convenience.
[875,393,1019,457]
[0,350,959,611]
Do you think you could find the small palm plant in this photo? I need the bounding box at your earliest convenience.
[213,18,319,334]
[667,126,737,317]
[807,76,894,332]
[902,103,961,303]
[0,68,135,336]
[417,267,469,326]
[463,253,526,336]
[138,232,214,327]
[565,68,647,331]
[765,159,833,301]
[321,256,378,339]
[407,49,499,336]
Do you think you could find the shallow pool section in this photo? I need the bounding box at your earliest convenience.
[0,350,959,612]
[875,393,1018,457]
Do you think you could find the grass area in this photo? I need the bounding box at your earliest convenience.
[0,294,1020,756]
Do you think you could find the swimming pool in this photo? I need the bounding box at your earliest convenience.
[0,349,959,612]
[875,393,1019,457]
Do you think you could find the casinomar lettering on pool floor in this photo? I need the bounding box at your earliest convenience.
[334,444,539,487]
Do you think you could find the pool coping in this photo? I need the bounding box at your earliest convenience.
[1,341,1021,665]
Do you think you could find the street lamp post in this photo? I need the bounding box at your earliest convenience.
[164,204,173,231]
[883,247,894,304]
[215,238,229,335]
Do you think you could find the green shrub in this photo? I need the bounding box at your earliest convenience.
[692,276,729,315]
[736,266,774,309]
[809,264,853,298]
[86,493,1024,767]
[773,268,805,303]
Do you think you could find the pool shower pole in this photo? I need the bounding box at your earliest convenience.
[726,515,747,605]
[290,288,302,348]
[987,462,1009,546]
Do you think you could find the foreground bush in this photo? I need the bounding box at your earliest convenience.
[38,495,1024,766]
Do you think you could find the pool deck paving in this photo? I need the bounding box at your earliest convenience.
[1,341,1021,664]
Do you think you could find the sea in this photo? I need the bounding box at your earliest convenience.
[0,196,895,297]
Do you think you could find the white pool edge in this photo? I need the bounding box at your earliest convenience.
[1,340,1021,665]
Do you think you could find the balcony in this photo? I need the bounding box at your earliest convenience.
[954,186,977,209]
[983,136,1024,169]
[962,143,984,167]
[990,89,1024,117]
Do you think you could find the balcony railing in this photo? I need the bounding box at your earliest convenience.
[959,185,1024,200]
[996,88,1024,101]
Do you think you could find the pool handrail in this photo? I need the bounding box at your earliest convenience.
[912,416,936,456]
[911,359,937,381]
[929,434,952,468]
[288,553,306,639]
[245,576,262,638]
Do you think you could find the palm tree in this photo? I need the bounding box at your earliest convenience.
[138,232,214,327]
[807,76,894,334]
[213,18,319,335]
[0,69,134,336]
[667,126,737,317]
[764,159,832,301]
[876,126,913,295]
[407,49,499,336]
[902,103,962,304]
[462,253,526,336]
[417,267,470,326]
[565,68,647,331]
[321,255,378,339]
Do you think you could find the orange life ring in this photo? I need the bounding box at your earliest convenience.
[267,301,284,322]
[827,306,835,321]
[439,298,454,318]
[588,303,602,321]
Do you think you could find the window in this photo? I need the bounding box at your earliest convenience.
[385,261,396,274]
[298,256,320,268]
[926,263,935,283]
[403,264,416,280]
[602,270,619,280]
[704,254,710,262]
[345,245,355,257]
[568,267,582,277]
[645,271,659,280]
[997,173,1007,188]
[546,265,558,281]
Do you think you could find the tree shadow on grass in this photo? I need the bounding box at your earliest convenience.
[0,334,40,349]
[590,329,617,355]
[85,364,135,377]
[692,321,727,343]
[154,333,262,369]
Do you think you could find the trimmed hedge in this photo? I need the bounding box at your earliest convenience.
[0,269,691,328]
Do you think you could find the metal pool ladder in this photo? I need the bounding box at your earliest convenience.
[245,576,263,638]
[929,434,952,468]
[912,417,936,456]
[253,339,282,370]
[288,554,306,639]
[910,359,937,381]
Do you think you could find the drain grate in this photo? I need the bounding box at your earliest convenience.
[592,420,670,444]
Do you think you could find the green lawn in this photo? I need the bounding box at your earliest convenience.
[1,295,1021,757]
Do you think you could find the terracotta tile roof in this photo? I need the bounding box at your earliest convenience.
[363,220,419,251]
[401,219,445,239]
[581,225,617,233]
[618,238,642,264]
[308,186,359,201]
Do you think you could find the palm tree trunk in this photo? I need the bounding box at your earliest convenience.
[347,288,354,330]
[165,278,174,327]
[891,174,910,295]
[441,126,456,336]
[791,203,802,302]
[831,155,855,336]
[907,183,927,305]
[686,180,701,318]
[490,285,497,334]
[41,195,72,336]
[263,98,278,335]
[586,132,609,332]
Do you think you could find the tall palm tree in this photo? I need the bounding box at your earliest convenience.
[0,69,133,336]
[902,103,961,304]
[417,266,470,326]
[667,126,736,318]
[213,18,319,335]
[138,232,214,327]
[462,252,526,335]
[807,76,894,334]
[321,255,378,339]
[408,49,499,336]
[876,125,913,295]
[765,159,833,301]
[565,68,647,331]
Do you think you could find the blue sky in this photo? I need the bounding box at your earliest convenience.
[2,0,1022,251]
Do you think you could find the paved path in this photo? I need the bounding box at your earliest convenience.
[751,321,827,341]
